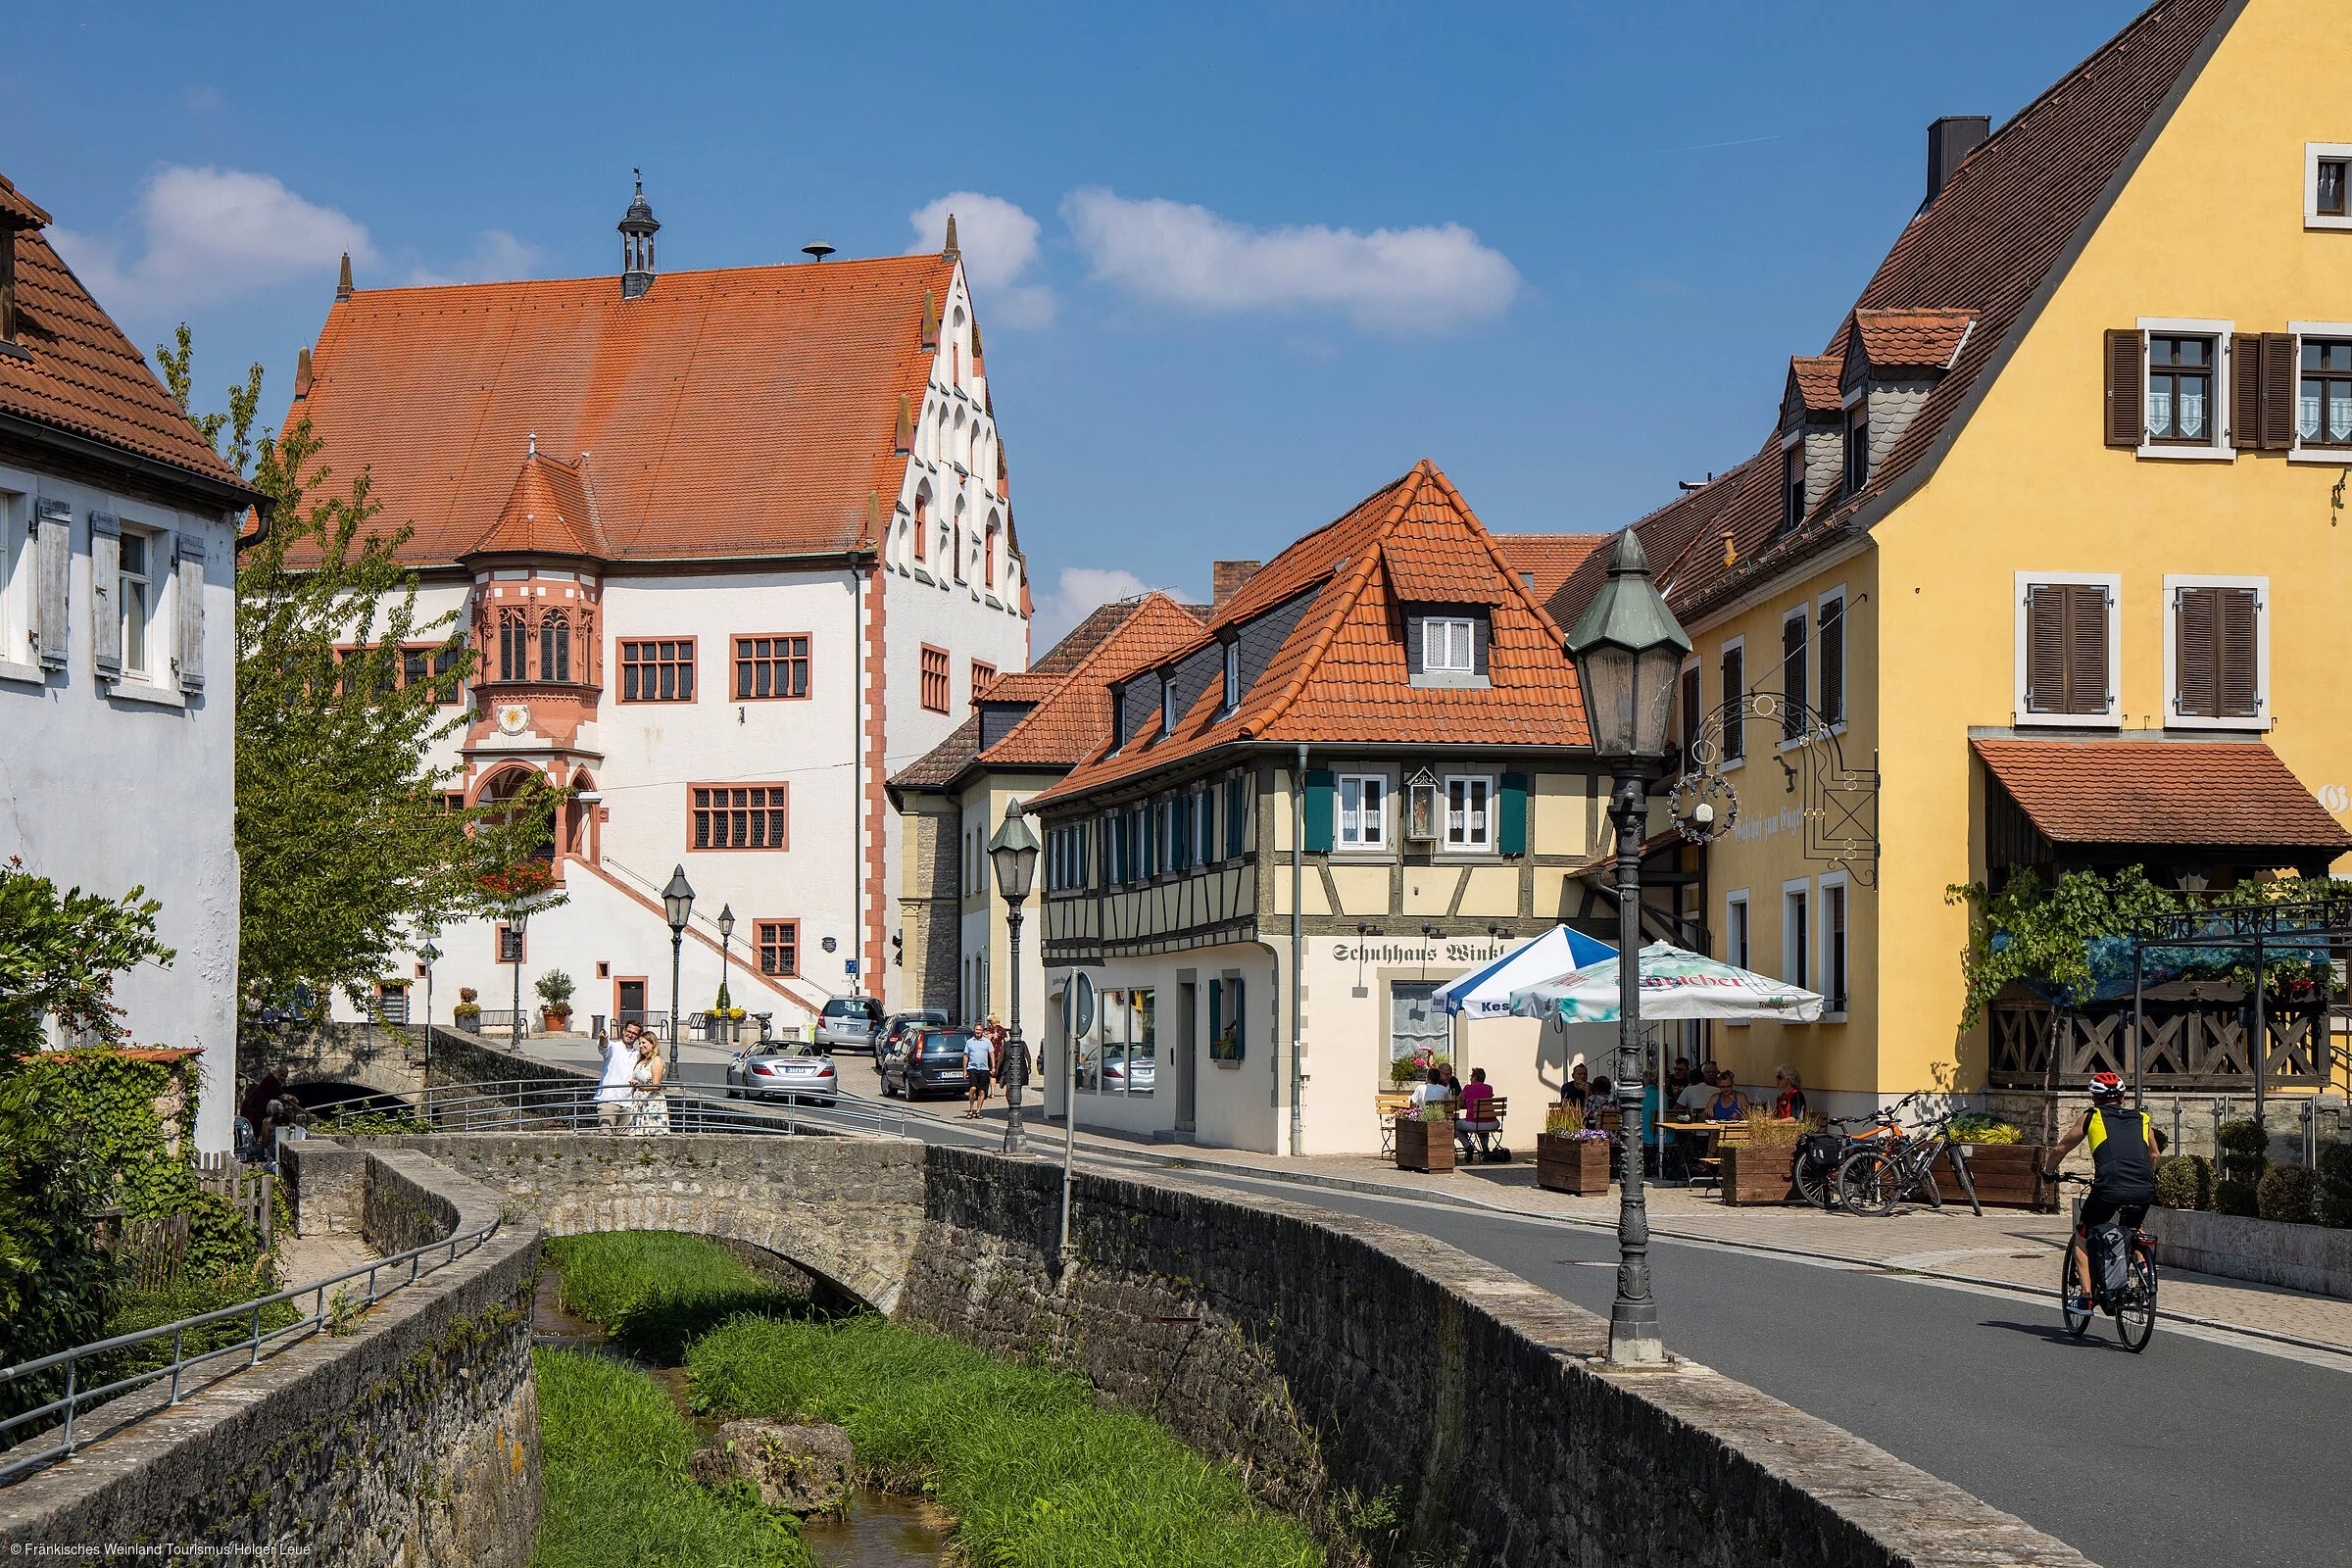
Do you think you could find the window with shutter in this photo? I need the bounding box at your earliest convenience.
[2021,579,2113,717]
[1817,594,1845,727]
[1781,611,1807,742]
[2171,580,2263,723]
[2297,337,2352,449]
[1719,642,1745,761]
[1678,663,1701,762]
[2104,328,2144,449]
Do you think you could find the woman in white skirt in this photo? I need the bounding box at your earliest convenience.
[628,1033,670,1135]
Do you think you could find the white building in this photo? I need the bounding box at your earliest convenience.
[299,187,1029,1032]
[0,172,263,1151]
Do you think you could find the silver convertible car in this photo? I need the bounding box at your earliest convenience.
[724,1041,839,1105]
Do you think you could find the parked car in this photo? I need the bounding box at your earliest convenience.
[725,1041,838,1104]
[879,1009,949,1059]
[880,1028,983,1101]
[813,996,884,1054]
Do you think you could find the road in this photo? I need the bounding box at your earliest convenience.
[516,1040,2352,1568]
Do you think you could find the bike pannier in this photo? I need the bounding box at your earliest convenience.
[1795,1133,1843,1175]
[2089,1222,2130,1300]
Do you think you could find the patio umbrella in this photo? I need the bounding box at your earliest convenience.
[1507,941,1826,1023]
[1434,924,1618,1019]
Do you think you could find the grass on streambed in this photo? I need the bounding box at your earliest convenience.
[531,1348,812,1568]
[691,1315,1325,1568]
[542,1230,810,1360]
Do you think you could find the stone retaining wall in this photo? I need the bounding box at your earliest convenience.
[2143,1203,2352,1299]
[0,1147,543,1566]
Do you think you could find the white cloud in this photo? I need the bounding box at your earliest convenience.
[403,229,544,288]
[907,191,1054,328]
[184,85,222,113]
[1029,566,1194,651]
[51,166,378,318]
[1060,188,1520,334]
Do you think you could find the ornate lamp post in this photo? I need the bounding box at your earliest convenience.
[507,908,529,1052]
[418,937,441,1082]
[987,799,1042,1155]
[1563,528,1691,1368]
[716,904,737,1043]
[662,864,695,1071]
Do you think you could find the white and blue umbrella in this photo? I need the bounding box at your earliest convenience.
[1508,942,1825,1023]
[1435,924,1617,1019]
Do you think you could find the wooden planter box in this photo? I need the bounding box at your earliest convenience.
[1536,1134,1613,1195]
[1396,1116,1455,1173]
[1933,1144,2053,1210]
[1721,1145,1799,1205]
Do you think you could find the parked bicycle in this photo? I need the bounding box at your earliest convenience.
[2054,1173,2158,1352]
[1792,1091,1924,1209]
[1832,1108,1983,1217]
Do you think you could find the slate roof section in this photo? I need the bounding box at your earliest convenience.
[1973,738,2352,853]
[1035,461,1590,808]
[1490,533,1607,605]
[0,172,254,495]
[1569,0,2236,627]
[294,253,962,564]
[467,452,605,559]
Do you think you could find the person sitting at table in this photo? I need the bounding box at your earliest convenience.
[1707,1075,1747,1121]
[1456,1067,1498,1160]
[1561,1060,1591,1110]
[1675,1068,1716,1119]
[1408,1065,1453,1113]
[1666,1058,1693,1102]
[1585,1075,1614,1129]
[1773,1066,1808,1121]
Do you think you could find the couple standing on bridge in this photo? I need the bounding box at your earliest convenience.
[594,1018,671,1135]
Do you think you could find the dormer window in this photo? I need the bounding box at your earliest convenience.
[1405,607,1489,689]
[1159,671,1178,739]
[1424,617,1474,672]
[1221,637,1240,712]
[1109,681,1128,751]
[1843,406,1870,496]
[1782,443,1805,533]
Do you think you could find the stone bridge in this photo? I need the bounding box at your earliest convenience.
[4,1131,2099,1568]
[238,1023,595,1115]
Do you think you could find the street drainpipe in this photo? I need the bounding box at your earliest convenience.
[1292,744,1306,1157]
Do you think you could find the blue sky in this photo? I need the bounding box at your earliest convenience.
[11,1,2138,640]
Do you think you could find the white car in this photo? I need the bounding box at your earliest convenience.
[725,1041,839,1104]
[812,996,884,1054]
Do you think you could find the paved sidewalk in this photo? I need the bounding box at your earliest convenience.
[274,1228,378,1291]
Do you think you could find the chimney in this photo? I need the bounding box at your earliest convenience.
[294,346,314,400]
[335,251,353,302]
[1925,116,1991,207]
[1212,560,1263,609]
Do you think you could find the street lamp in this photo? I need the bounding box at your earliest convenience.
[716,904,737,1044]
[662,864,695,1070]
[987,799,1042,1154]
[1564,527,1690,1368]
[507,907,530,1052]
[418,937,441,1083]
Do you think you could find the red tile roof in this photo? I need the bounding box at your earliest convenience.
[0,173,253,496]
[294,253,961,564]
[1035,462,1590,807]
[1973,739,2352,853]
[1788,356,1842,416]
[1490,533,1606,605]
[1577,0,2236,626]
[1850,308,1977,372]
[467,451,604,558]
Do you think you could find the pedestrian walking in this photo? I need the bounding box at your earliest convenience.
[963,1028,997,1119]
[596,1021,640,1131]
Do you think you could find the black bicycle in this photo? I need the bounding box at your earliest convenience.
[1832,1109,1983,1217]
[2055,1173,2158,1352]
[1792,1092,1924,1209]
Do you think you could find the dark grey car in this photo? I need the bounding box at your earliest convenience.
[879,1029,981,1101]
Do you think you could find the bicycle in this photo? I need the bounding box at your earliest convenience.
[1832,1109,1984,1218]
[1792,1091,1924,1209]
[2054,1173,2158,1352]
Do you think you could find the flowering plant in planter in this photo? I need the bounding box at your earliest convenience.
[1415,1103,1454,1123]
[452,985,481,1026]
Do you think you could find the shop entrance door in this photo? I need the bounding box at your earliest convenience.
[1176,982,1198,1132]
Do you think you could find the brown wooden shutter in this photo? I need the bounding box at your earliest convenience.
[1818,598,1845,726]
[2230,334,2262,450]
[2065,582,2108,714]
[2176,585,2217,717]
[2261,333,2299,450]
[1782,612,1807,739]
[2105,328,2144,448]
[2217,586,2259,717]
[1721,644,1744,759]
[2025,584,2067,711]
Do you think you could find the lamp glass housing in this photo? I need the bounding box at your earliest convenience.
[989,803,1042,903]
[662,864,696,932]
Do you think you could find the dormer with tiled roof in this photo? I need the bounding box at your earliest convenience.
[1777,356,1846,536]
[466,447,606,563]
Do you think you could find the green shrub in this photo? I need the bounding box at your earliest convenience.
[2155,1154,2213,1211]
[2317,1144,2352,1228]
[1947,1112,2024,1146]
[2216,1117,2270,1188]
[542,1232,807,1362]
[688,1315,1322,1568]
[2214,1178,2261,1217]
[2257,1164,2321,1226]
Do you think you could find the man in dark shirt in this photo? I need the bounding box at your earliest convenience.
[2043,1072,2161,1310]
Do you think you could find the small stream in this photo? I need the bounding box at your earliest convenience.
[531,1270,951,1567]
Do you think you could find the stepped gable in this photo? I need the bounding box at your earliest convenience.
[295,252,957,564]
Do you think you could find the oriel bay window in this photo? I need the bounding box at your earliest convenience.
[540,611,571,682]
[499,608,528,682]
[691,783,788,850]
[2170,578,2264,724]
[2019,576,2116,721]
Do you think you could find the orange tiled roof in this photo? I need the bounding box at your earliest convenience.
[1788,356,1842,416]
[1492,533,1606,605]
[1850,307,1976,372]
[1034,462,1589,808]
[1973,739,2352,853]
[467,451,605,558]
[0,173,253,495]
[1586,0,2234,626]
[294,253,960,564]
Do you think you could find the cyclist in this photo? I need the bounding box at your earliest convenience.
[2042,1071,2160,1311]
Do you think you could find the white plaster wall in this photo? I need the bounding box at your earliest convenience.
[0,466,242,1151]
[1041,944,1282,1153]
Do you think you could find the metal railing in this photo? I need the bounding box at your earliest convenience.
[313,1075,909,1141]
[0,1221,501,1485]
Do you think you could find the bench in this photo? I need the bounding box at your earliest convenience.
[1376,1091,1415,1154]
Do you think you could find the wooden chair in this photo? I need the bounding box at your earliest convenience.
[1457,1096,1508,1159]
[1691,1119,1749,1192]
[1376,1091,1415,1155]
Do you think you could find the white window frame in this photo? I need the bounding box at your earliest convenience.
[1337,772,1389,852]
[2161,572,2270,730]
[116,522,166,684]
[1442,773,1494,853]
[1816,871,1849,1021]
[1814,585,1847,733]
[1782,877,1812,996]
[1423,616,1476,674]
[2135,318,2236,461]
[2305,143,2352,231]
[2013,570,2122,729]
[1221,638,1241,711]
[1716,635,1746,770]
[1160,673,1178,739]
[1777,604,1810,753]
[0,491,34,684]
[2286,320,2352,463]
[1723,890,1751,1027]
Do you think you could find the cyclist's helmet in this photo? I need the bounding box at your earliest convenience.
[2087,1070,2125,1103]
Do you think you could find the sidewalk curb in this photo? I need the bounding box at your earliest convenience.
[1079,1146,2352,1361]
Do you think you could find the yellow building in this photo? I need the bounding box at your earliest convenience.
[1550,0,2352,1135]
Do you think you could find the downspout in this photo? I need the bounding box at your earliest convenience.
[850,565,863,1002]
[1292,744,1306,1157]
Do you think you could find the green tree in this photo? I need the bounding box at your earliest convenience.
[160,331,557,1016]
